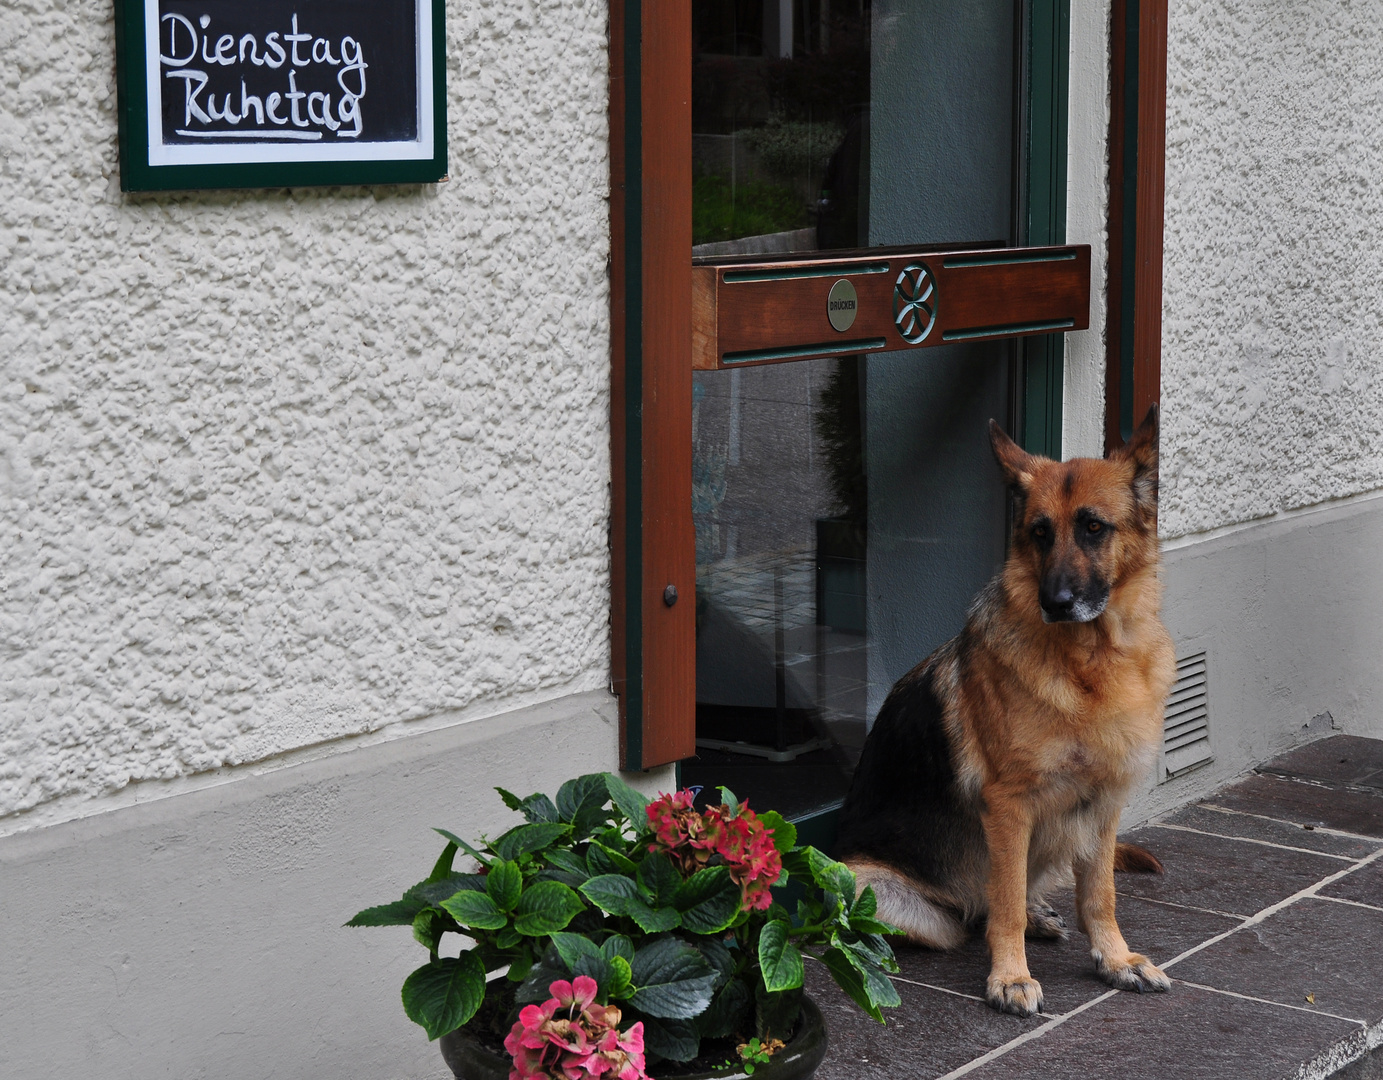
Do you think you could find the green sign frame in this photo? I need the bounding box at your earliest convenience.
[113,0,447,191]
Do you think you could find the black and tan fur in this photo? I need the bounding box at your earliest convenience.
[836,407,1174,1017]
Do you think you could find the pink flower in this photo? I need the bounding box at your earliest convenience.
[505,979,652,1080]
[550,976,599,1012]
[645,791,784,913]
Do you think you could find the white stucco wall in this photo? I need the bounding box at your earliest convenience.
[1160,0,1383,539]
[0,0,614,823]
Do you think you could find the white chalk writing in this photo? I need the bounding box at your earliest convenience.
[160,11,368,141]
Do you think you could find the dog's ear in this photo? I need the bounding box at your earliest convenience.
[1110,404,1159,515]
[989,419,1039,491]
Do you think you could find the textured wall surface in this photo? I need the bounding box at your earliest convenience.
[1160,0,1383,538]
[0,0,613,820]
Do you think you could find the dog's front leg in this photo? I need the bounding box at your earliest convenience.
[981,792,1043,1016]
[1074,814,1171,994]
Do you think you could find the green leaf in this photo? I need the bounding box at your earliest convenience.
[781,849,813,883]
[756,811,797,856]
[626,897,683,934]
[549,932,603,970]
[628,938,718,1019]
[587,842,638,877]
[494,822,573,862]
[434,828,492,868]
[440,890,507,931]
[862,963,901,1009]
[513,881,585,936]
[557,774,608,821]
[428,841,459,882]
[637,1015,701,1062]
[401,953,486,1040]
[581,874,642,915]
[836,932,901,980]
[848,915,901,937]
[606,954,634,998]
[604,772,651,827]
[601,935,635,964]
[853,884,877,920]
[638,851,682,907]
[754,982,802,1042]
[579,875,682,933]
[839,930,899,972]
[537,869,588,889]
[486,860,523,912]
[555,775,615,841]
[689,935,735,982]
[757,920,804,993]
[498,787,561,823]
[821,947,884,1022]
[412,908,446,952]
[514,945,571,1004]
[346,899,424,927]
[496,926,524,949]
[673,866,742,934]
[546,848,593,879]
[697,977,751,1040]
[718,786,740,818]
[806,847,856,901]
[557,774,606,819]
[406,874,487,908]
[506,943,534,982]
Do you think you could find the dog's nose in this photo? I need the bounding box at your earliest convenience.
[1041,586,1075,619]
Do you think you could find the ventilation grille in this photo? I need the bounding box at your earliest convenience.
[1163,652,1212,780]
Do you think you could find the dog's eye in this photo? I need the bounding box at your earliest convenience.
[1087,521,1103,534]
[1032,524,1048,539]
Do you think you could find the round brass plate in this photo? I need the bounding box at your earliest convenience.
[827,278,858,332]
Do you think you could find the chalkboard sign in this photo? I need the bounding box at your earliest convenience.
[115,0,446,190]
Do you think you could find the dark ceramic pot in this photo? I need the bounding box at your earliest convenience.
[440,996,828,1080]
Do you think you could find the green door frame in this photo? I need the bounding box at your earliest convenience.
[1020,0,1071,461]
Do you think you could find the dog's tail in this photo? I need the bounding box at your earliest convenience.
[1114,842,1164,874]
[847,859,967,949]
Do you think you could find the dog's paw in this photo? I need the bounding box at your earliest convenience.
[1094,952,1171,993]
[1026,903,1068,941]
[986,974,1045,1017]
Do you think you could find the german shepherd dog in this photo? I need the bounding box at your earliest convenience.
[836,407,1174,1017]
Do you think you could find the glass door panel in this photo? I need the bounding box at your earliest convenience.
[686,0,1035,819]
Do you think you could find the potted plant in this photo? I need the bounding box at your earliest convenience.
[349,773,900,1079]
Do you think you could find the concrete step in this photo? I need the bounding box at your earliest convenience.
[808,735,1383,1079]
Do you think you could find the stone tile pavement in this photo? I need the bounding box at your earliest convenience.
[808,736,1383,1079]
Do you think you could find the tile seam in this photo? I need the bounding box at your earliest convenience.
[888,975,988,1004]
[1255,770,1383,800]
[1162,847,1383,972]
[1146,821,1359,861]
[1171,978,1366,1026]
[1115,889,1248,921]
[930,990,1119,1080]
[1309,894,1383,915]
[1195,802,1383,846]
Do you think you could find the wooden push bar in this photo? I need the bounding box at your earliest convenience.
[692,244,1091,370]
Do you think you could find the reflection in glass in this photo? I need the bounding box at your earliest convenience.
[686,1,1019,818]
[692,1,870,256]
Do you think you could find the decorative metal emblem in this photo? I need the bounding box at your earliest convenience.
[827,279,858,332]
[893,262,937,344]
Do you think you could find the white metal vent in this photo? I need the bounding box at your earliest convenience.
[1163,651,1212,780]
